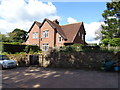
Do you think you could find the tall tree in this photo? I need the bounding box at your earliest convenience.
[8,28,27,43]
[101,2,120,39]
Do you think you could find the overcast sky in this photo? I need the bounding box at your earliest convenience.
[0,0,109,44]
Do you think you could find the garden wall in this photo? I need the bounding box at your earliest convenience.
[42,52,119,70]
[6,51,120,70]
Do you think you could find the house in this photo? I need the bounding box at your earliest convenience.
[25,18,87,51]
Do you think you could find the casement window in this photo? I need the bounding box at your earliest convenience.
[42,43,49,51]
[58,35,62,42]
[32,32,38,39]
[43,30,49,38]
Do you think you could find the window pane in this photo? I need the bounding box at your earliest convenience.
[42,43,49,51]
[43,30,49,38]
[33,32,38,39]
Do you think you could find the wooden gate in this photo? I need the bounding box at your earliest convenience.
[29,55,39,65]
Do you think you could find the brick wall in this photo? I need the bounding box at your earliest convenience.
[26,24,40,46]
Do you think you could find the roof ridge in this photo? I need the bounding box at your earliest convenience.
[61,22,83,26]
[44,18,67,40]
[34,21,41,24]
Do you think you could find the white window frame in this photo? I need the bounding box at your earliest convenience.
[43,30,49,38]
[32,32,38,39]
[42,43,49,51]
[58,35,62,42]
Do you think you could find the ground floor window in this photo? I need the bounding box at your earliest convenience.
[42,43,49,51]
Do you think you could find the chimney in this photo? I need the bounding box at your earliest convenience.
[53,19,59,25]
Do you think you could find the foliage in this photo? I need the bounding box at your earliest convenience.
[24,45,41,53]
[0,33,10,42]
[7,28,27,43]
[60,45,76,53]
[101,2,120,40]
[60,45,102,53]
[101,38,120,46]
[109,38,120,46]
[0,28,27,43]
[2,43,41,54]
[102,38,110,46]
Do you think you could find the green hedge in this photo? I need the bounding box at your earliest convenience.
[1,43,40,54]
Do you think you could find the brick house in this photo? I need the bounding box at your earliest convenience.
[25,18,87,51]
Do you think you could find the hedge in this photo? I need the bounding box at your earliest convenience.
[1,43,40,54]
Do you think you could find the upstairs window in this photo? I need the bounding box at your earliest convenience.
[82,33,84,41]
[32,32,38,39]
[79,32,80,36]
[43,30,49,38]
[58,35,62,42]
[42,43,49,51]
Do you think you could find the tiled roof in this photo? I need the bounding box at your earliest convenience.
[27,19,85,43]
[61,22,83,43]
[44,19,67,40]
[35,21,41,26]
[40,19,84,43]
[28,21,41,33]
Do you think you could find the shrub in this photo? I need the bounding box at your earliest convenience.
[2,43,41,54]
[60,45,76,53]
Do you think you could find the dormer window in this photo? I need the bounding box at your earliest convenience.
[32,32,38,39]
[43,30,49,38]
[58,35,62,42]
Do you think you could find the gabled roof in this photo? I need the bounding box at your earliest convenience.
[61,22,83,43]
[26,18,86,43]
[28,21,41,33]
[40,18,67,40]
[39,19,85,43]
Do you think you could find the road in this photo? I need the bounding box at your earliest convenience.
[1,67,119,88]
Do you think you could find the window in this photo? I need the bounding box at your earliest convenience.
[79,32,80,36]
[43,30,49,38]
[42,43,49,51]
[32,44,37,46]
[58,35,62,42]
[82,33,84,41]
[32,32,38,39]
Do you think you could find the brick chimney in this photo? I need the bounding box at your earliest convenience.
[53,19,59,25]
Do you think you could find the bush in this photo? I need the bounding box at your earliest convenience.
[2,43,41,54]
[60,45,76,53]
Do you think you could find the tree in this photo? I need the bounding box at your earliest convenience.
[7,28,27,43]
[0,33,10,42]
[101,1,120,46]
[101,2,120,39]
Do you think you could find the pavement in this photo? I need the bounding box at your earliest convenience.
[1,67,119,88]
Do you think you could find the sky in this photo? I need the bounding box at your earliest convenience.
[0,0,109,44]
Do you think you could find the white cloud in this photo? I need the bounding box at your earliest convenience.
[84,22,103,44]
[0,0,60,34]
[67,17,77,24]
